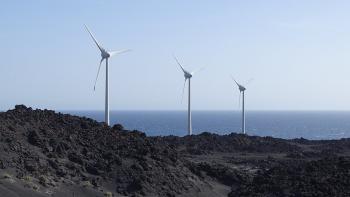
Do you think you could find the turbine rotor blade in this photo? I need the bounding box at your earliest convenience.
[93,58,105,91]
[230,75,240,87]
[109,49,131,57]
[191,66,206,75]
[244,78,254,86]
[181,78,187,103]
[84,25,105,53]
[173,55,187,74]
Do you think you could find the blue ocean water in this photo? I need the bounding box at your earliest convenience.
[63,111,350,140]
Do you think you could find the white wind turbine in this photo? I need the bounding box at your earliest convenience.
[231,76,252,134]
[174,56,204,135]
[85,25,130,126]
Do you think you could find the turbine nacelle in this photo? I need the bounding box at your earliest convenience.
[173,55,203,80]
[184,72,192,79]
[239,85,246,92]
[101,51,110,59]
[231,76,247,92]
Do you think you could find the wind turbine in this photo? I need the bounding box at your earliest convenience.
[174,56,204,135]
[85,25,130,126]
[231,76,251,134]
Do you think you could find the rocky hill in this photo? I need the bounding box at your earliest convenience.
[0,105,350,197]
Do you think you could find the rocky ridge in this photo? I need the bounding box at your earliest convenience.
[0,105,349,197]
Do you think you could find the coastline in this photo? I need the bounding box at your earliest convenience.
[60,110,350,140]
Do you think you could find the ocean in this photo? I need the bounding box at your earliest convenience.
[62,111,350,140]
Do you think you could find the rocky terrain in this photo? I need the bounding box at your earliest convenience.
[0,105,350,196]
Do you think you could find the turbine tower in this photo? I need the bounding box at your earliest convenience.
[231,76,247,134]
[85,25,130,126]
[174,56,203,135]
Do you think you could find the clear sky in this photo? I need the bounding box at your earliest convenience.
[1,0,350,111]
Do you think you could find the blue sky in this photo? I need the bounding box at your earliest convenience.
[1,1,350,110]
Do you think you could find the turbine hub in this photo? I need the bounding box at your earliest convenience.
[184,73,192,79]
[101,51,110,59]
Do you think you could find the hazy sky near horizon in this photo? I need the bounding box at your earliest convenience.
[1,0,350,111]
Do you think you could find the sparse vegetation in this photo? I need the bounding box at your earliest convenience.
[23,175,33,182]
[21,175,42,191]
[3,172,12,179]
[104,191,113,197]
[81,180,92,188]
[39,175,48,186]
[32,183,40,191]
[24,182,40,191]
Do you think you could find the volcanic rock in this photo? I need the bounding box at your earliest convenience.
[0,105,350,197]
